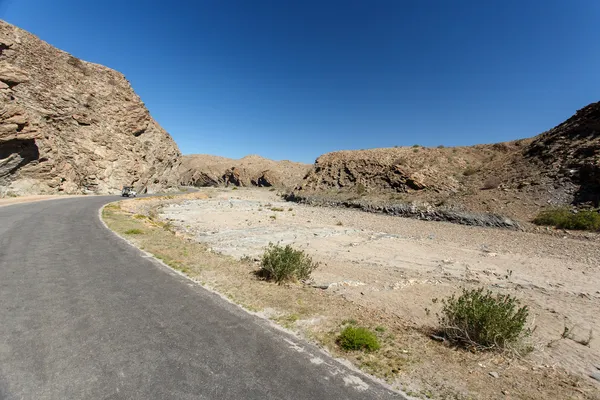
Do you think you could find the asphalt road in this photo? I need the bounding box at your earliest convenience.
[0,196,403,399]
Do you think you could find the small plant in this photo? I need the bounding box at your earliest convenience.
[258,243,319,284]
[437,145,445,149]
[269,215,277,220]
[232,186,238,190]
[288,208,293,211]
[375,326,385,333]
[437,288,529,350]
[337,326,381,352]
[240,255,254,263]
[133,214,146,220]
[269,188,276,191]
[336,221,343,226]
[270,207,285,212]
[125,228,144,235]
[356,183,367,195]
[412,144,420,148]
[160,221,175,233]
[533,208,600,231]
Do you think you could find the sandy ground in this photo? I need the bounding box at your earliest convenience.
[0,195,87,207]
[159,188,600,385]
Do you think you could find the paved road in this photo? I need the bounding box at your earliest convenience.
[0,196,402,399]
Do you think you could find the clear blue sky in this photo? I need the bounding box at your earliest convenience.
[1,1,599,163]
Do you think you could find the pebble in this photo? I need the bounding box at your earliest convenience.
[590,372,600,383]
[489,371,500,379]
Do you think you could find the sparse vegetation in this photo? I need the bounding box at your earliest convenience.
[437,288,529,350]
[356,183,366,195]
[337,326,381,352]
[232,186,238,190]
[336,220,343,226]
[270,207,285,212]
[533,207,600,231]
[258,243,319,284]
[124,228,144,235]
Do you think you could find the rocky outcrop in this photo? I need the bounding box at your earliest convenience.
[294,102,600,223]
[524,102,600,206]
[284,192,520,230]
[179,154,310,189]
[0,20,181,195]
[297,147,481,194]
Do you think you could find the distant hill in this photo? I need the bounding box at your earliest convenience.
[179,154,311,189]
[294,102,600,221]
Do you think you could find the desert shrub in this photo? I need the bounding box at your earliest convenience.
[125,228,144,235]
[337,326,381,352]
[438,288,529,350]
[412,144,420,148]
[270,207,284,212]
[533,208,600,231]
[258,243,319,284]
[355,183,366,195]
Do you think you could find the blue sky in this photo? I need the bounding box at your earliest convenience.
[1,1,599,163]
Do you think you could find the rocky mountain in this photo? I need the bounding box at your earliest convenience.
[179,154,310,189]
[0,20,181,195]
[295,102,600,222]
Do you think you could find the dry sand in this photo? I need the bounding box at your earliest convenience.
[160,188,600,383]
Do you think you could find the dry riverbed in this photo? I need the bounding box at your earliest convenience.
[105,188,600,400]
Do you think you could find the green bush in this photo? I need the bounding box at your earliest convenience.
[533,208,600,231]
[125,228,144,235]
[258,243,319,284]
[337,326,381,352]
[438,288,529,350]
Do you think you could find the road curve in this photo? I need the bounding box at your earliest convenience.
[0,196,402,399]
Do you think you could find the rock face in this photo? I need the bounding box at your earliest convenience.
[179,154,310,189]
[0,21,181,195]
[524,101,600,206]
[295,102,600,222]
[298,145,501,194]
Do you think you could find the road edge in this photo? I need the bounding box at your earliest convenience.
[97,201,410,399]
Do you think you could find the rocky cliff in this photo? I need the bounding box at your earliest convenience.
[0,20,181,195]
[179,154,310,189]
